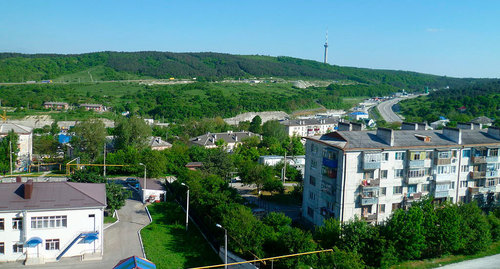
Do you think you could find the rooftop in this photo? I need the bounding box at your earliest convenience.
[190,131,259,147]
[0,181,106,212]
[280,118,338,126]
[139,178,165,191]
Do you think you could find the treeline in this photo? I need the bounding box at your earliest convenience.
[400,80,500,124]
[0,51,480,89]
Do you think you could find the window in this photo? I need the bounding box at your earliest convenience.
[380,187,386,196]
[462,149,471,158]
[381,170,388,179]
[31,216,67,229]
[311,159,318,169]
[395,169,404,178]
[309,176,316,186]
[0,219,4,231]
[490,148,499,157]
[461,165,469,172]
[364,171,374,180]
[408,184,417,194]
[460,181,468,188]
[0,242,4,254]
[393,186,403,194]
[451,166,456,174]
[451,182,455,189]
[12,243,23,253]
[438,151,451,159]
[382,153,389,161]
[395,152,405,160]
[365,153,381,163]
[309,191,316,201]
[408,169,428,178]
[307,207,314,218]
[422,184,430,192]
[379,204,386,213]
[45,239,60,250]
[323,149,337,160]
[12,218,22,230]
[487,179,496,187]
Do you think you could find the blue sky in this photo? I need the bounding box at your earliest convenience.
[0,0,498,78]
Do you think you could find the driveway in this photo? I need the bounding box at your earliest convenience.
[439,254,500,269]
[1,196,150,269]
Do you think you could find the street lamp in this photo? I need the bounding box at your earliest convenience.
[216,223,228,269]
[181,183,189,231]
[138,162,147,191]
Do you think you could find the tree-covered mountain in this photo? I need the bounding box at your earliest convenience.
[0,51,481,89]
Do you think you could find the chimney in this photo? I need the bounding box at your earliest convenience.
[442,127,462,144]
[457,122,474,130]
[487,126,500,140]
[401,122,418,130]
[417,123,428,130]
[24,180,33,199]
[338,122,352,131]
[377,128,394,146]
[16,176,22,183]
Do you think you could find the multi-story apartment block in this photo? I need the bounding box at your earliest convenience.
[281,118,338,137]
[302,122,500,226]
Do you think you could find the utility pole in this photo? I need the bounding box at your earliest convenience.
[103,143,106,177]
[9,140,13,175]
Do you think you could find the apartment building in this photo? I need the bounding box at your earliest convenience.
[190,131,261,151]
[0,180,106,264]
[280,118,338,137]
[302,122,500,226]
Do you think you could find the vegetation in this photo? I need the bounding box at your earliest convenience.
[141,202,221,269]
[0,131,18,174]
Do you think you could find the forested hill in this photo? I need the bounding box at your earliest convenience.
[0,51,478,89]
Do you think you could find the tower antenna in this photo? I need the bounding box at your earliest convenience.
[324,30,329,64]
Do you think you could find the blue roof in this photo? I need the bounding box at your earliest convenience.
[114,256,156,269]
[350,111,368,115]
[26,237,42,247]
[58,134,71,144]
[439,116,447,120]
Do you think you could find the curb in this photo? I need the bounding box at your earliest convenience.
[104,209,119,230]
[138,206,152,259]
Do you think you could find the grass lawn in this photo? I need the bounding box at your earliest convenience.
[104,216,117,224]
[141,202,221,269]
[392,241,500,269]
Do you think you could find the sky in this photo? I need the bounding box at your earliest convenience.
[0,0,499,78]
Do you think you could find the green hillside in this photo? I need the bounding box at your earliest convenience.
[0,51,479,89]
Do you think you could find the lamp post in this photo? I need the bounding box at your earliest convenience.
[216,223,228,269]
[181,183,189,231]
[138,163,147,203]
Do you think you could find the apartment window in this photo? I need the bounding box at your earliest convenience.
[0,242,4,254]
[462,149,471,158]
[393,186,403,194]
[438,151,451,159]
[437,166,450,174]
[307,207,314,218]
[12,218,22,230]
[309,176,316,186]
[380,187,386,196]
[451,182,455,189]
[422,184,430,192]
[0,219,4,231]
[310,143,318,153]
[12,243,23,253]
[459,181,467,188]
[408,169,428,178]
[487,179,496,187]
[395,152,405,160]
[31,216,67,229]
[311,159,318,169]
[408,184,417,194]
[379,204,386,213]
[490,148,499,157]
[323,149,338,160]
[309,191,316,201]
[451,166,456,174]
[382,153,389,161]
[395,169,404,178]
[45,239,60,250]
[392,203,401,212]
[381,170,388,179]
[365,153,381,163]
[461,165,469,172]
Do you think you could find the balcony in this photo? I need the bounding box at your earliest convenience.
[361,196,378,205]
[408,159,425,168]
[486,170,499,178]
[321,192,335,202]
[434,190,449,198]
[362,213,377,222]
[322,158,338,168]
[320,207,335,218]
[407,176,428,184]
[472,156,487,164]
[433,174,453,182]
[360,179,380,192]
[363,152,381,170]
[486,156,499,163]
[470,171,486,179]
[406,192,423,201]
[434,158,452,165]
[363,161,380,170]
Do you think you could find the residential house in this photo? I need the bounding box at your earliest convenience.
[302,123,500,226]
[0,180,106,264]
[139,179,166,204]
[149,137,172,151]
[43,102,69,110]
[349,111,369,121]
[189,131,260,151]
[280,118,338,137]
[79,104,106,112]
[258,155,306,175]
[471,116,494,127]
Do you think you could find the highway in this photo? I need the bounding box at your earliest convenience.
[376,95,421,123]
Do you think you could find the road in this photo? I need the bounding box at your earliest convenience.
[376,95,422,123]
[440,254,500,269]
[2,194,150,269]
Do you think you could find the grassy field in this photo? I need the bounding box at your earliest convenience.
[392,241,500,269]
[141,202,221,269]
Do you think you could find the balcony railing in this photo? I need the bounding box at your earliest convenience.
[407,176,428,184]
[472,156,487,164]
[434,158,452,165]
[486,170,499,178]
[362,213,377,221]
[361,196,378,205]
[322,158,338,168]
[408,159,425,168]
[363,161,380,170]
[486,156,499,163]
[434,190,449,198]
[433,174,453,182]
[470,171,486,179]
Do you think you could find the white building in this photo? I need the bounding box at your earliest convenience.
[189,131,261,151]
[258,155,306,176]
[349,111,369,121]
[0,180,106,264]
[139,179,166,203]
[0,123,33,171]
[302,122,500,226]
[280,118,338,137]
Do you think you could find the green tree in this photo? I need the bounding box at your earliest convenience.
[114,116,152,150]
[314,217,341,249]
[249,116,262,134]
[140,149,167,178]
[262,120,287,141]
[33,135,59,157]
[0,131,18,173]
[106,182,131,211]
[317,247,365,269]
[262,177,285,194]
[458,202,491,254]
[238,161,274,193]
[72,118,107,161]
[202,147,234,179]
[385,206,426,260]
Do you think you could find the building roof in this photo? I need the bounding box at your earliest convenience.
[190,131,259,147]
[80,103,103,107]
[114,255,156,269]
[0,122,33,135]
[149,137,172,148]
[350,111,368,115]
[43,101,68,105]
[185,162,203,168]
[472,116,494,124]
[139,178,165,191]
[280,118,338,127]
[308,128,500,151]
[0,181,106,212]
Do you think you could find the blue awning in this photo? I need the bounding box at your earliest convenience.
[114,256,156,269]
[82,234,99,243]
[26,237,43,247]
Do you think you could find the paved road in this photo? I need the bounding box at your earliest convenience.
[2,196,150,269]
[377,97,404,123]
[440,254,500,269]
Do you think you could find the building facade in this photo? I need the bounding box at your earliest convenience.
[280,118,338,137]
[0,123,33,171]
[0,180,106,264]
[190,131,261,151]
[43,102,69,110]
[302,123,500,226]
